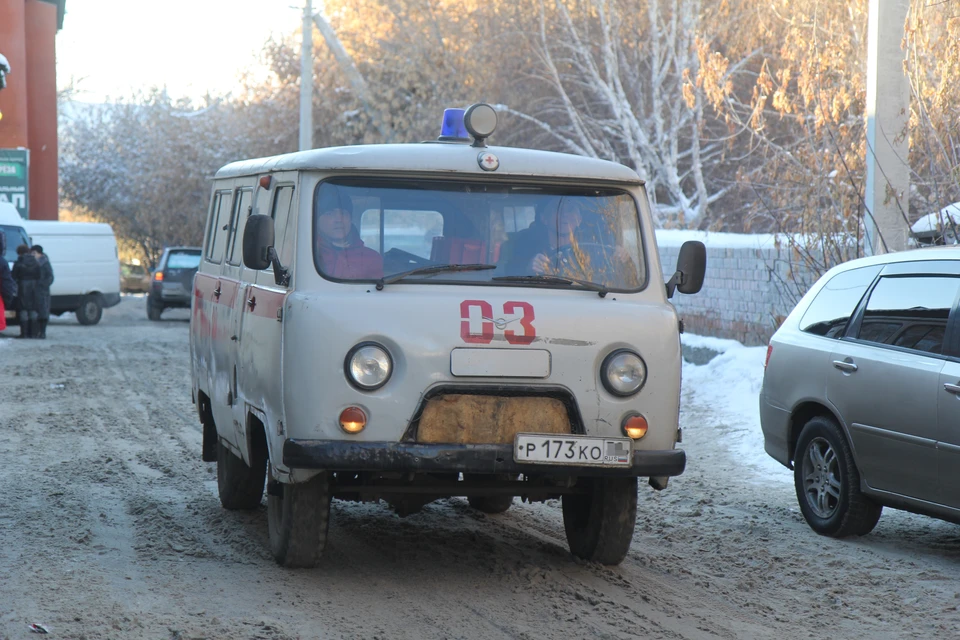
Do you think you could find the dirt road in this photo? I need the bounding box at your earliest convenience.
[1,297,959,639]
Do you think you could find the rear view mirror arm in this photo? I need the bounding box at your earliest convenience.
[267,247,290,287]
[665,271,683,299]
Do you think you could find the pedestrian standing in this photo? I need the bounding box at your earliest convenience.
[11,244,41,338]
[32,244,53,339]
[0,236,16,331]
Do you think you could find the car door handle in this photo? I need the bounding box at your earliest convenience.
[246,296,256,311]
[213,284,221,299]
[833,360,858,373]
[945,383,960,395]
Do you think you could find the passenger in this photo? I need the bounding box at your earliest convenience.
[315,206,384,279]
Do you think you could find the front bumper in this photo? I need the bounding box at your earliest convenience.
[283,440,686,478]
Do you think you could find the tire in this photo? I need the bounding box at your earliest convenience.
[561,476,638,565]
[216,439,266,510]
[76,295,103,325]
[268,472,331,568]
[466,473,514,514]
[147,302,163,321]
[794,416,882,537]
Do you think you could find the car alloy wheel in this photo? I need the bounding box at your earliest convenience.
[799,436,841,519]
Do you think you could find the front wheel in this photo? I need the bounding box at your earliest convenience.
[561,477,638,565]
[268,472,332,568]
[76,295,103,325]
[794,416,882,537]
[216,439,266,510]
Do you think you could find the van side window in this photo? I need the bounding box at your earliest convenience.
[799,266,882,338]
[206,191,233,264]
[856,275,960,355]
[271,185,296,271]
[226,188,253,266]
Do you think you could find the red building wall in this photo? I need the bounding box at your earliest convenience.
[0,0,63,220]
[25,0,59,220]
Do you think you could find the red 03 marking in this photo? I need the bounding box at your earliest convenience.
[460,300,536,345]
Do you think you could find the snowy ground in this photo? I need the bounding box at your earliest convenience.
[2,297,960,640]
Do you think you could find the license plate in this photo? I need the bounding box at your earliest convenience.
[514,434,633,467]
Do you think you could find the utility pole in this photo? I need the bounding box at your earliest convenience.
[299,0,313,151]
[863,0,911,255]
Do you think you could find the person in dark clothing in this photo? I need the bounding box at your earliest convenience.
[12,244,42,338]
[0,236,17,327]
[501,198,583,275]
[31,245,53,339]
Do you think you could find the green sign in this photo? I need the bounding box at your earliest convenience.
[0,148,29,218]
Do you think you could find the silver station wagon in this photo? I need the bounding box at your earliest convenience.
[760,247,960,536]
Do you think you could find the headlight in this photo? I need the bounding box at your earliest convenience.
[345,343,393,391]
[601,350,646,397]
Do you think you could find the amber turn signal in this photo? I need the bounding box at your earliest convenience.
[622,414,648,439]
[339,406,367,434]
[154,271,163,281]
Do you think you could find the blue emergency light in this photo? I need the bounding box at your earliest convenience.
[437,103,499,147]
[438,108,471,142]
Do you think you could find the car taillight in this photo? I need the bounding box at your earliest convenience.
[154,271,164,281]
[764,344,773,368]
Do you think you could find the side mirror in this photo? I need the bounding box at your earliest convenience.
[665,240,706,298]
[242,214,275,271]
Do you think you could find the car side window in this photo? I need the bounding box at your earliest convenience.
[799,265,882,338]
[856,275,960,355]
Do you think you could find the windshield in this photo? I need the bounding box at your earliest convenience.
[0,224,29,264]
[166,251,201,270]
[312,179,646,291]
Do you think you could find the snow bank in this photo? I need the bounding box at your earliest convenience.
[655,229,776,249]
[910,202,960,234]
[680,333,788,482]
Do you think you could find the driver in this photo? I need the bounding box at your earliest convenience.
[315,206,384,279]
[503,198,582,275]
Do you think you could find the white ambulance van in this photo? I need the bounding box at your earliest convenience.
[190,104,706,567]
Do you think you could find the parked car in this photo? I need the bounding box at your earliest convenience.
[760,246,960,537]
[147,247,201,320]
[120,263,151,293]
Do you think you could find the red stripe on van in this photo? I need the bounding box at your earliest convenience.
[245,286,287,319]
[194,272,219,302]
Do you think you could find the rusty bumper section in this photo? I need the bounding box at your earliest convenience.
[282,440,686,478]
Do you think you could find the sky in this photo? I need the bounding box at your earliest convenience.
[56,0,305,103]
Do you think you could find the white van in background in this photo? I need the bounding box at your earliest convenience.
[23,219,122,324]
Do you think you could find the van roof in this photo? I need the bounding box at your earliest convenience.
[0,202,23,225]
[214,143,643,185]
[22,220,116,236]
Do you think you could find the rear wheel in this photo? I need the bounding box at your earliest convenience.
[562,477,638,565]
[147,302,163,321]
[268,472,331,568]
[794,416,882,537]
[216,439,266,510]
[76,295,103,325]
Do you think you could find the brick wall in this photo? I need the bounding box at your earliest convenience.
[655,231,819,346]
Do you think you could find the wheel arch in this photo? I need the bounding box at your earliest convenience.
[788,401,847,467]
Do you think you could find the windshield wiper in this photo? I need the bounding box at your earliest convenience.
[376,264,496,290]
[492,274,608,298]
